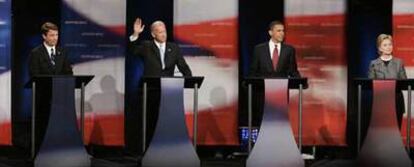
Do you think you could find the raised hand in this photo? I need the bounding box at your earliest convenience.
[132,17,145,37]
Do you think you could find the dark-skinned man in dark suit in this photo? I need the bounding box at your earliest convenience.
[249,20,300,78]
[248,20,301,127]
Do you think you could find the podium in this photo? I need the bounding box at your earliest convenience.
[141,76,204,167]
[25,75,93,167]
[244,77,308,167]
[354,79,413,167]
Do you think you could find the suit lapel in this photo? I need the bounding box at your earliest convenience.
[164,43,172,67]
[388,58,399,77]
[54,48,64,73]
[263,44,273,71]
[40,45,56,72]
[151,41,163,67]
[379,59,387,73]
[276,44,287,71]
[389,59,397,71]
[375,58,394,78]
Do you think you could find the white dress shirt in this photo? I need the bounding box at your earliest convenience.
[44,43,56,65]
[269,40,281,59]
[129,35,138,42]
[154,40,166,69]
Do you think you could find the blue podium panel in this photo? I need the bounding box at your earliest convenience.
[141,78,200,167]
[35,77,90,167]
[246,79,304,167]
[357,80,411,167]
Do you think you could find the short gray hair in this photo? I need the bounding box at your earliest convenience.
[150,20,166,32]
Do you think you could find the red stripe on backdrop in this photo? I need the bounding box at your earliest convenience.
[108,26,126,37]
[174,0,239,146]
[83,114,124,146]
[185,105,239,145]
[393,14,414,66]
[394,9,414,146]
[0,115,124,146]
[174,18,238,60]
[0,122,11,145]
[286,15,346,66]
[174,16,239,145]
[286,14,347,146]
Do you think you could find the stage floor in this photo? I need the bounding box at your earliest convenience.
[0,157,357,167]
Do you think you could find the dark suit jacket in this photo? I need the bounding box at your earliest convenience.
[248,42,300,78]
[129,40,192,77]
[28,44,73,151]
[28,44,73,77]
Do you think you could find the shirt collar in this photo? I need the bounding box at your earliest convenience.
[154,40,166,49]
[43,42,56,52]
[380,55,393,61]
[269,39,281,48]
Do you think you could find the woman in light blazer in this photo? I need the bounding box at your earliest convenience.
[368,34,407,127]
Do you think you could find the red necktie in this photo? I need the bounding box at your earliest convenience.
[272,45,279,70]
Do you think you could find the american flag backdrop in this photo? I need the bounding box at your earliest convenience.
[61,0,126,146]
[0,0,12,145]
[174,0,240,145]
[285,0,347,146]
[393,0,414,146]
